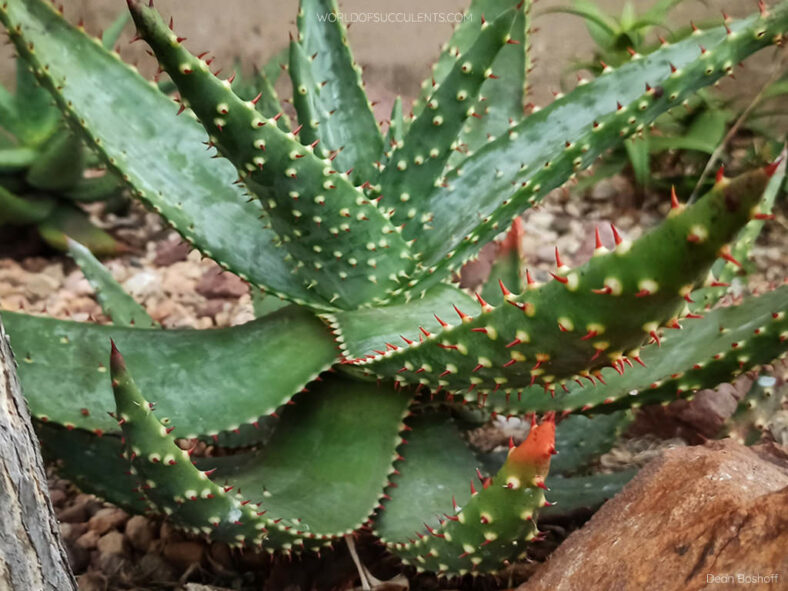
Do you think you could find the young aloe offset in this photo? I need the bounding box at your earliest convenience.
[0,12,130,254]
[1,0,786,578]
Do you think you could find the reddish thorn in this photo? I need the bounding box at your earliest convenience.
[670,62,677,73]
[434,314,448,328]
[525,269,536,286]
[453,304,469,321]
[670,186,680,209]
[594,226,603,249]
[764,158,783,177]
[470,481,477,495]
[475,293,491,308]
[550,272,568,284]
[720,251,742,268]
[650,331,661,347]
[710,281,730,287]
[616,101,623,110]
[715,165,725,184]
[635,289,651,298]
[554,246,563,268]
[610,223,623,245]
[753,213,775,220]
[592,286,612,295]
[472,364,484,373]
[499,279,512,297]
[419,326,431,338]
[506,339,521,348]
[580,330,598,341]
[250,91,263,105]
[626,47,636,56]
[401,335,414,345]
[503,359,517,367]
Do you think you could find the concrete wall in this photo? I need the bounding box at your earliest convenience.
[1,1,781,112]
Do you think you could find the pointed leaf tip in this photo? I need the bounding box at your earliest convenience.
[507,412,556,472]
[764,158,783,178]
[109,339,125,371]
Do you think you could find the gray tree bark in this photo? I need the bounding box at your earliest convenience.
[0,317,76,591]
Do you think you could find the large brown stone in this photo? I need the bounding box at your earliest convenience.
[519,440,788,591]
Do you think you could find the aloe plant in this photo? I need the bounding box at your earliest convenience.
[1,0,787,578]
[0,13,131,254]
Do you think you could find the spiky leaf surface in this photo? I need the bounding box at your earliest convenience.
[482,284,788,415]
[379,414,555,575]
[0,0,322,307]
[721,375,786,445]
[381,8,517,229]
[480,217,525,305]
[340,170,773,394]
[295,0,384,184]
[129,0,412,309]
[67,238,157,328]
[373,413,479,544]
[447,1,531,168]
[3,306,336,439]
[110,349,411,551]
[400,7,788,293]
[693,149,787,311]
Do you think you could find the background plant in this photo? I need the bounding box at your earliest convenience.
[551,0,788,195]
[0,0,786,581]
[0,13,132,255]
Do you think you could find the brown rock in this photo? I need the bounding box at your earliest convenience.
[49,487,67,507]
[209,541,234,570]
[88,507,129,535]
[124,515,155,553]
[163,540,205,570]
[60,522,88,543]
[135,553,176,584]
[519,440,788,591]
[75,572,106,591]
[75,530,100,551]
[97,531,127,556]
[57,503,89,523]
[195,267,248,299]
[65,542,91,574]
[154,239,191,266]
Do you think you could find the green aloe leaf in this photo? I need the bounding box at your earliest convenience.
[295,0,385,184]
[0,186,54,225]
[337,169,775,394]
[37,204,123,256]
[66,238,157,328]
[483,284,788,415]
[108,350,411,550]
[3,306,337,439]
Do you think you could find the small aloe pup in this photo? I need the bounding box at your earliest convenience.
[1,0,787,579]
[0,13,130,254]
